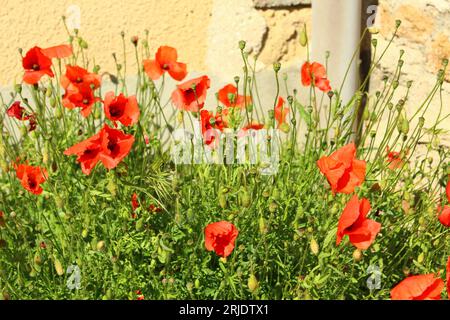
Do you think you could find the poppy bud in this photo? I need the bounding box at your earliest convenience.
[219,193,227,209]
[131,36,139,46]
[79,39,88,49]
[96,240,105,251]
[417,252,424,264]
[107,178,117,196]
[279,123,290,133]
[34,253,42,265]
[269,202,278,213]
[395,19,402,28]
[400,117,409,135]
[310,238,319,255]
[259,216,267,234]
[418,117,425,128]
[299,27,308,47]
[239,40,246,50]
[81,229,88,238]
[371,39,377,47]
[136,218,144,231]
[248,274,259,293]
[239,188,251,208]
[272,187,281,201]
[14,84,22,94]
[352,249,362,262]
[54,258,64,276]
[195,279,200,289]
[392,80,399,89]
[363,107,370,121]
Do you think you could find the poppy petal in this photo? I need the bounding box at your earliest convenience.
[42,44,73,59]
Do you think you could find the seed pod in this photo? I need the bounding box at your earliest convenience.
[417,252,424,264]
[239,188,251,208]
[352,249,362,262]
[218,193,227,209]
[34,253,42,265]
[96,240,105,251]
[269,202,278,213]
[310,238,319,255]
[259,216,267,234]
[54,258,64,276]
[248,274,259,293]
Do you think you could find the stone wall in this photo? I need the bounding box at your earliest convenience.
[371,0,450,141]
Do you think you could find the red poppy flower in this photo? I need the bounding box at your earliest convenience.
[386,147,407,170]
[143,46,187,81]
[63,131,103,175]
[336,195,381,250]
[200,109,225,146]
[61,65,101,91]
[131,193,139,212]
[317,142,366,194]
[205,221,238,258]
[104,92,140,127]
[64,125,135,175]
[446,177,450,203]
[171,76,210,112]
[149,204,162,213]
[437,205,450,227]
[274,97,289,128]
[446,257,450,298]
[243,123,265,131]
[22,46,54,84]
[301,61,331,92]
[7,102,30,120]
[136,290,144,300]
[14,163,48,195]
[390,274,444,300]
[62,84,100,118]
[41,44,73,59]
[98,125,135,170]
[217,84,251,108]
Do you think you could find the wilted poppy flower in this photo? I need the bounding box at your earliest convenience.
[200,109,225,146]
[274,97,289,128]
[22,46,54,84]
[149,204,162,213]
[386,147,407,170]
[390,274,444,300]
[301,61,331,92]
[217,84,251,108]
[41,44,73,59]
[64,125,135,174]
[317,142,366,194]
[437,205,450,227]
[104,92,140,127]
[205,221,238,258]
[14,163,48,195]
[171,76,210,112]
[61,65,101,91]
[62,84,100,117]
[336,195,381,250]
[143,46,187,81]
[7,102,30,120]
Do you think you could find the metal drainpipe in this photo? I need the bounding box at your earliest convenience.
[311,0,362,111]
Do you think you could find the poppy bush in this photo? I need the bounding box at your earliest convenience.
[0,20,449,300]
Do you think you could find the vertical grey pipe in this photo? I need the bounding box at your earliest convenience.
[311,0,362,105]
